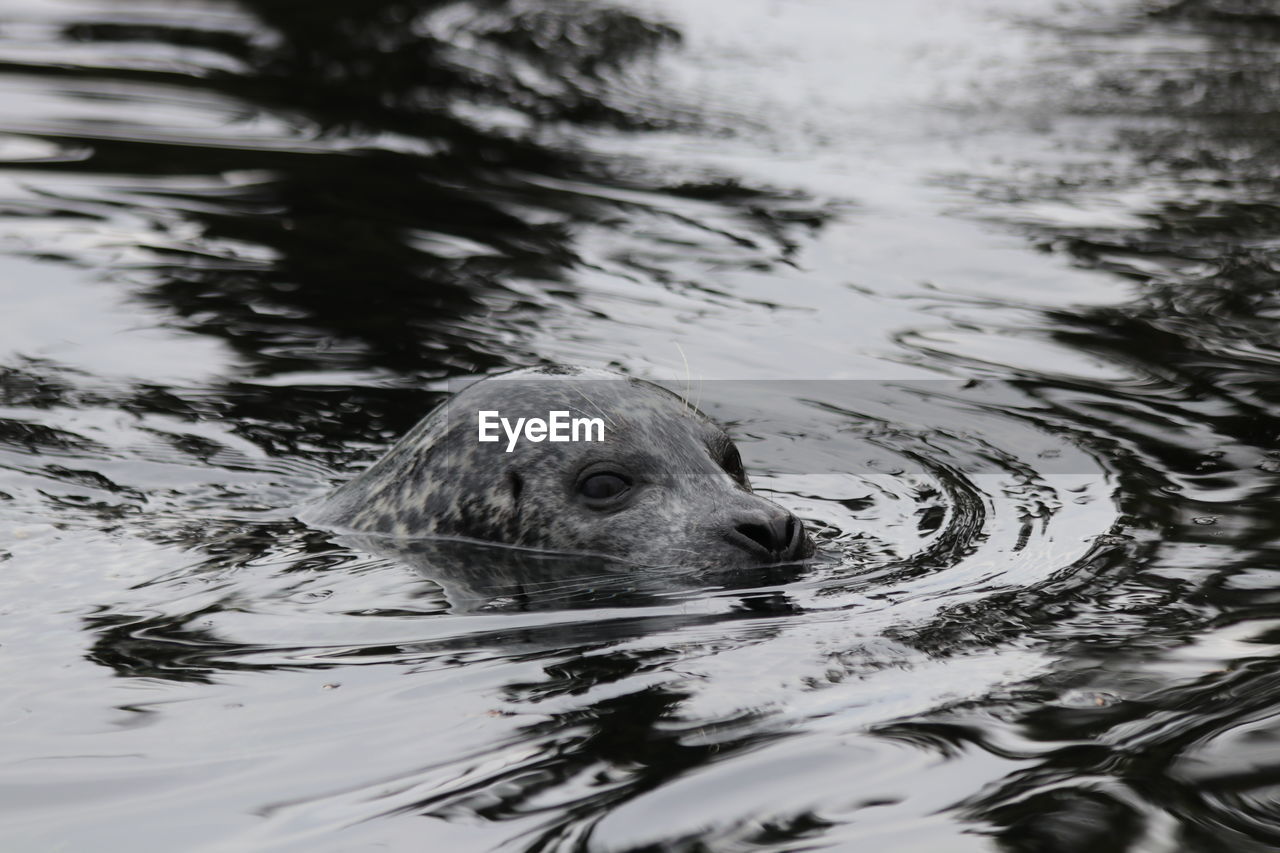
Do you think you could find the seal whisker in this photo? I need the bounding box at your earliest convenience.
[675,342,693,413]
[569,386,617,429]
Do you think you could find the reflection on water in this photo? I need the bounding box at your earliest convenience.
[0,0,817,380]
[930,4,1280,849]
[0,0,1278,849]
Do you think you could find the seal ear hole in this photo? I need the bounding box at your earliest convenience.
[508,470,524,504]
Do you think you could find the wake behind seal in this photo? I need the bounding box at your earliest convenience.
[304,365,813,568]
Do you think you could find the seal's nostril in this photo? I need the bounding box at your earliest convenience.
[735,521,771,553]
[735,514,792,556]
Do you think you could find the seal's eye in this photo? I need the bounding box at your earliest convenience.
[720,444,745,483]
[579,472,630,501]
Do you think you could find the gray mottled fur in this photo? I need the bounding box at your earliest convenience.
[303,365,812,568]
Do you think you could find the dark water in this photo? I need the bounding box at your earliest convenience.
[1,0,1278,849]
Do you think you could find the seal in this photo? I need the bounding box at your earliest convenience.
[305,365,813,568]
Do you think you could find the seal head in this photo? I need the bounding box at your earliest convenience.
[306,366,813,568]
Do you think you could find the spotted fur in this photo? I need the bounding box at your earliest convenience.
[304,366,812,567]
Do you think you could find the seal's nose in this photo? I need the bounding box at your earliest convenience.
[731,508,808,561]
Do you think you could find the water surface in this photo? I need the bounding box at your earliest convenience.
[1,0,1278,850]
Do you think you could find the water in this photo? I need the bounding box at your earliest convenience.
[0,0,1278,849]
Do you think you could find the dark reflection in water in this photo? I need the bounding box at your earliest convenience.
[14,0,662,376]
[336,534,810,614]
[3,0,813,378]
[921,2,1280,849]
